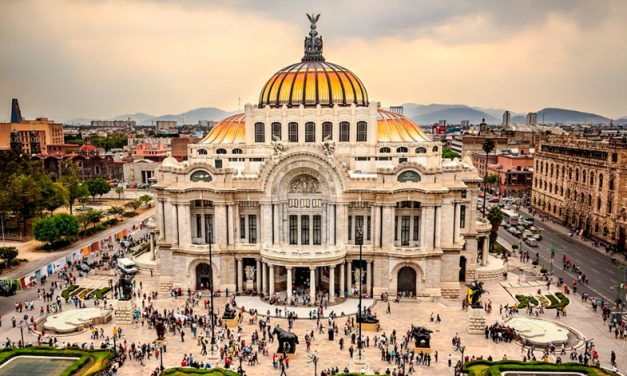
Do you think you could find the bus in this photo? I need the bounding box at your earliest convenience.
[501,209,519,226]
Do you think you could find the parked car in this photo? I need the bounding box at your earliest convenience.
[525,238,539,247]
[508,227,520,237]
[78,263,91,272]
[0,281,17,297]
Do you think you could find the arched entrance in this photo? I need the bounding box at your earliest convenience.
[397,267,417,297]
[459,256,467,282]
[195,263,212,290]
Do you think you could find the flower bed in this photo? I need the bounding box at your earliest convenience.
[78,288,93,300]
[463,359,615,375]
[87,287,111,300]
[61,285,79,299]
[0,346,113,376]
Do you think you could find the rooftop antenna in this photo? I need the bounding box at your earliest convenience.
[238,97,241,112]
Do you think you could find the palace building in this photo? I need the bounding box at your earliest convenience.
[153,16,490,302]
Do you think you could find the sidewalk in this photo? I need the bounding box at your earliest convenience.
[517,207,626,264]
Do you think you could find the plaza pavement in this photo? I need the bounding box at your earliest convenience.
[0,259,624,376]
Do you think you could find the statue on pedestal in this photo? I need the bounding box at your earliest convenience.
[410,325,433,348]
[222,303,236,320]
[118,274,134,301]
[273,325,299,354]
[466,280,488,309]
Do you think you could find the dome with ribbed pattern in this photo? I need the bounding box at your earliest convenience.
[258,61,368,108]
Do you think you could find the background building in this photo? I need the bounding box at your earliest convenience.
[156,120,177,130]
[123,159,159,186]
[0,99,64,155]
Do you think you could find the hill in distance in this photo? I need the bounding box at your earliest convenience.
[533,108,610,124]
[67,107,236,125]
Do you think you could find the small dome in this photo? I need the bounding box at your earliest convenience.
[80,144,96,152]
[202,113,245,144]
[376,109,429,143]
[161,153,179,167]
[259,61,368,108]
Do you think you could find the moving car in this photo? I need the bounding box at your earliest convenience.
[0,280,17,297]
[117,258,138,275]
[525,238,538,247]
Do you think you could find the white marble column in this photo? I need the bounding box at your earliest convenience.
[286,267,293,299]
[261,203,272,246]
[336,203,348,246]
[261,262,267,294]
[366,261,372,297]
[372,205,380,247]
[339,263,345,298]
[269,265,275,295]
[178,202,191,249]
[482,237,489,266]
[329,266,336,302]
[256,259,261,293]
[422,206,435,249]
[310,267,316,303]
[237,259,243,293]
[158,199,166,240]
[150,232,155,260]
[329,204,336,245]
[273,205,280,245]
[435,204,443,248]
[346,261,352,295]
[232,204,240,243]
[214,203,227,246]
[382,205,395,247]
[227,203,235,245]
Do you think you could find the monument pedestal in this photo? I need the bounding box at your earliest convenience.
[360,322,379,332]
[115,299,136,325]
[466,307,486,334]
[223,317,238,328]
[245,280,254,292]
[413,347,431,354]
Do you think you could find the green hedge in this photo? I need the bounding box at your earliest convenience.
[0,346,113,376]
[555,292,570,306]
[162,368,240,376]
[463,360,615,376]
[527,295,539,306]
[87,287,111,300]
[61,285,80,298]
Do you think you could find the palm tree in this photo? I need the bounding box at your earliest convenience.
[481,138,496,217]
[487,205,503,253]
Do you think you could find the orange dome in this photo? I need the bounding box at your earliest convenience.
[201,113,245,144]
[376,109,429,143]
[259,61,368,108]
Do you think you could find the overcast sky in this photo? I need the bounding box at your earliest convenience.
[1,0,626,122]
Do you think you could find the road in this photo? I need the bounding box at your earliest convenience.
[497,210,624,307]
[0,209,154,317]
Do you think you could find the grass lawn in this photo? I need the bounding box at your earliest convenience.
[463,360,617,376]
[0,346,113,376]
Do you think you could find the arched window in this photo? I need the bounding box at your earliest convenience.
[575,168,579,182]
[216,148,227,154]
[254,122,265,143]
[599,173,604,188]
[597,197,602,210]
[190,170,212,182]
[588,194,592,206]
[397,170,421,182]
[590,173,594,186]
[432,146,439,152]
[380,147,391,153]
[232,148,243,154]
[271,122,282,140]
[305,122,316,142]
[322,122,333,140]
[339,122,350,142]
[609,175,615,190]
[288,122,298,142]
[595,223,599,233]
[415,147,426,154]
[197,148,208,155]
[396,147,408,153]
[356,121,367,142]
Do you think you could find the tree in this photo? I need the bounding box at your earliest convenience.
[139,194,153,208]
[6,174,42,235]
[487,205,503,253]
[0,247,18,268]
[86,177,111,200]
[60,160,89,214]
[124,200,142,213]
[33,213,79,250]
[481,138,496,217]
[483,173,499,196]
[108,206,126,221]
[442,147,461,159]
[115,186,124,200]
[77,208,104,233]
[38,176,69,214]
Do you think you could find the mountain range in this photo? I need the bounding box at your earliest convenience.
[67,104,614,126]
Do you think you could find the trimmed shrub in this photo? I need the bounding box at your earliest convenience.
[61,285,79,298]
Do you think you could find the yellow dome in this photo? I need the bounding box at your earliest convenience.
[377,109,429,143]
[259,61,368,108]
[201,113,245,144]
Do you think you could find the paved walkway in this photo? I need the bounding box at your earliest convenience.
[236,296,374,318]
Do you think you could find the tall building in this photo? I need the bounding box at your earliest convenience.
[156,120,177,131]
[502,111,511,127]
[0,99,64,155]
[532,136,627,252]
[526,112,538,126]
[153,16,490,300]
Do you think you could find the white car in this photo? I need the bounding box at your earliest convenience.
[525,238,538,247]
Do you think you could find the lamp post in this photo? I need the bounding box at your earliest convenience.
[308,351,319,376]
[19,321,24,348]
[207,226,217,359]
[112,327,117,357]
[356,226,364,361]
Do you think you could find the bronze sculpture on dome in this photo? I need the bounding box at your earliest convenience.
[304,13,324,61]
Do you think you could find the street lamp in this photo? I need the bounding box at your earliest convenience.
[112,327,117,357]
[307,351,319,376]
[356,226,364,361]
[207,225,218,359]
[19,321,25,348]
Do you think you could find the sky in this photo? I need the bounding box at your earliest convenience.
[1,0,626,122]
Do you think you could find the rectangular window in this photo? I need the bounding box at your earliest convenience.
[394,216,398,241]
[339,122,350,142]
[401,216,410,246]
[413,216,420,241]
[313,215,321,245]
[196,214,202,238]
[271,122,282,140]
[348,215,352,241]
[305,122,315,142]
[355,215,364,240]
[322,122,332,140]
[289,215,298,245]
[215,159,222,169]
[288,122,298,142]
[248,214,257,243]
[204,214,213,243]
[356,121,367,142]
[301,215,310,245]
[367,215,371,241]
[240,216,246,239]
[460,205,466,229]
[254,123,265,143]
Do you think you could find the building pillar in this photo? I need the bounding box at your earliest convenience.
[382,205,395,247]
[286,267,293,300]
[150,232,155,260]
[339,263,345,298]
[256,259,261,293]
[232,204,240,243]
[336,203,348,246]
[214,203,227,246]
[329,266,336,302]
[261,262,267,294]
[226,203,234,245]
[310,267,316,303]
[482,237,489,266]
[237,259,243,293]
[366,261,372,297]
[346,261,352,295]
[261,203,272,246]
[178,202,191,249]
[158,199,166,240]
[269,265,275,295]
[273,205,280,245]
[372,205,380,247]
